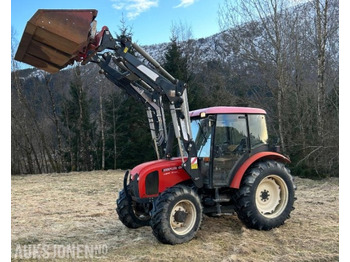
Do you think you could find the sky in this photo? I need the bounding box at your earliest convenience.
[11,0,225,46]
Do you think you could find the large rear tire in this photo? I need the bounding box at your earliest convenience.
[150,185,202,244]
[234,160,295,230]
[116,188,150,228]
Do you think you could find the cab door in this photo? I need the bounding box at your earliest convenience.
[212,114,248,186]
[191,117,214,186]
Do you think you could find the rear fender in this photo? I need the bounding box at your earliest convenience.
[229,152,291,189]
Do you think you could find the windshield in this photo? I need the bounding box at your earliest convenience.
[191,118,212,157]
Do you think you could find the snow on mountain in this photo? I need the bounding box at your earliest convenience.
[141,31,235,67]
[17,30,235,82]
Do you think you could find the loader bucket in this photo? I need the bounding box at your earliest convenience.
[15,9,98,73]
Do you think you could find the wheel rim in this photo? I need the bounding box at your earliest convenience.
[255,175,289,218]
[170,200,197,235]
[132,202,150,221]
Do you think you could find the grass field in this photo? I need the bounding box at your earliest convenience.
[11,170,339,261]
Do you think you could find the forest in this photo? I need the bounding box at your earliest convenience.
[11,0,338,178]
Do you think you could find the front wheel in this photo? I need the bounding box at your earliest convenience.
[150,185,202,244]
[116,188,151,228]
[235,160,295,230]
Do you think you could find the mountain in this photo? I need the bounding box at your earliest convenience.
[13,29,238,108]
[14,30,232,87]
[141,31,233,65]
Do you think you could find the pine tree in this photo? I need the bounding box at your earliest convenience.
[115,96,155,169]
[163,36,189,82]
[104,92,123,169]
[104,92,155,169]
[61,67,97,171]
[163,36,204,110]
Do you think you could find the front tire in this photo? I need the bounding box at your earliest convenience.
[235,160,295,230]
[150,185,202,244]
[116,188,150,228]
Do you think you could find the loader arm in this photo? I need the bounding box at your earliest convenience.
[14,9,202,187]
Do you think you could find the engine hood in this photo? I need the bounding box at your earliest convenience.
[129,158,191,198]
[130,158,184,179]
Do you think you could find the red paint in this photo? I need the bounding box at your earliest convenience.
[130,158,191,198]
[131,152,290,197]
[79,26,109,61]
[190,106,266,117]
[229,152,291,189]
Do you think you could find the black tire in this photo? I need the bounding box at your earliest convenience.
[150,185,202,244]
[116,188,150,228]
[234,160,295,230]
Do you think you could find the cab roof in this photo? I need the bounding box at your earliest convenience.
[189,106,266,117]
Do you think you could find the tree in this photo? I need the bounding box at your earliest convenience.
[163,37,189,82]
[219,0,297,153]
[218,0,339,177]
[313,0,337,141]
[163,24,207,110]
[61,66,97,171]
[12,30,59,174]
[100,16,156,170]
[99,80,106,170]
[104,92,123,169]
[115,95,156,169]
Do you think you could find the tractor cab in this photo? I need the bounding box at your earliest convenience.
[190,106,269,188]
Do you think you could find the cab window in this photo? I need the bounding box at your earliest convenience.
[248,114,268,149]
[191,118,212,157]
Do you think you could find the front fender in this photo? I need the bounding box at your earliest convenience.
[229,152,291,189]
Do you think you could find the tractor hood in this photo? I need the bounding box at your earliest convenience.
[130,158,191,198]
[130,158,183,179]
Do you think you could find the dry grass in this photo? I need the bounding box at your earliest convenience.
[11,171,339,261]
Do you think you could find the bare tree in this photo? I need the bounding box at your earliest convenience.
[12,28,58,174]
[218,0,338,176]
[99,83,106,170]
[170,20,193,43]
[219,0,297,152]
[314,0,328,141]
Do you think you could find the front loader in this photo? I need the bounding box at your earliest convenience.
[15,9,296,245]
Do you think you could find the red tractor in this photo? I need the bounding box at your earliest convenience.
[15,9,296,245]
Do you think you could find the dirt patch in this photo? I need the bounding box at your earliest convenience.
[11,171,339,261]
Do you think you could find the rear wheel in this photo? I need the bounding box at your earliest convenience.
[235,160,295,230]
[150,185,202,244]
[116,188,150,228]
